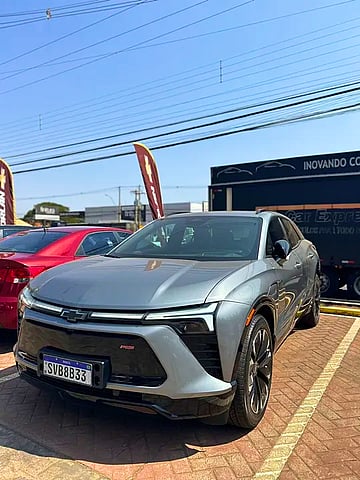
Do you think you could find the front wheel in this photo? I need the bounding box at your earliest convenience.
[228,314,273,429]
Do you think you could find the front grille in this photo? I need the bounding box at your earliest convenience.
[18,319,167,384]
[110,374,164,387]
[18,351,36,364]
[180,333,222,379]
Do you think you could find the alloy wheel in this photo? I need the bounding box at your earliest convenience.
[248,328,272,415]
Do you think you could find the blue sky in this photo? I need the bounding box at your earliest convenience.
[1,0,360,217]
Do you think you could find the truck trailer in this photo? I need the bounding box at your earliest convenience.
[209,150,360,299]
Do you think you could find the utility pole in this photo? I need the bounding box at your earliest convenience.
[131,186,144,231]
[117,186,122,223]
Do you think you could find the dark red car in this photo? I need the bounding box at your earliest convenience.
[0,226,132,330]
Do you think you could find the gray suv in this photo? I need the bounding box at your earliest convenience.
[15,211,320,429]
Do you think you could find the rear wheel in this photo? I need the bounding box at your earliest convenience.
[347,271,360,300]
[320,268,339,298]
[228,314,273,429]
[298,275,320,329]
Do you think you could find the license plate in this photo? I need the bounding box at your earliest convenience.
[42,354,92,386]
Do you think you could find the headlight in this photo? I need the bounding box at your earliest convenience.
[18,287,33,334]
[144,303,218,334]
[19,286,35,308]
[18,286,62,314]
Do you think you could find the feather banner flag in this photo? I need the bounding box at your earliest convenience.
[0,158,15,225]
[133,143,164,220]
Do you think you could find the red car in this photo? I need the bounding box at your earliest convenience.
[0,226,132,330]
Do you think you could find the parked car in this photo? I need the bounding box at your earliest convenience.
[0,225,33,238]
[0,225,132,330]
[15,211,320,429]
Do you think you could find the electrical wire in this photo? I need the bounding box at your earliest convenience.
[2,12,360,152]
[12,100,360,175]
[4,46,360,154]
[1,0,349,94]
[0,0,212,84]
[2,10,358,136]
[0,1,154,68]
[8,82,360,170]
[0,1,157,29]
[6,79,360,163]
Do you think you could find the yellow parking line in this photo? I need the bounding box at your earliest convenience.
[0,372,19,384]
[253,318,360,480]
[320,305,360,317]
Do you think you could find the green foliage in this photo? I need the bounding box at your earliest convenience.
[23,202,69,224]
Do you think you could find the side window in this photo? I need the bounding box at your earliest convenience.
[77,232,119,256]
[266,218,286,256]
[281,218,301,249]
[114,231,131,243]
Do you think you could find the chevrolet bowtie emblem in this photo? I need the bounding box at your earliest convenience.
[60,309,88,322]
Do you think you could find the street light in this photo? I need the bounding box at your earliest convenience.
[105,193,121,224]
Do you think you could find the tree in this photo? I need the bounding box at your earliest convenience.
[23,202,69,224]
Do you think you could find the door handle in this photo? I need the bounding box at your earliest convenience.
[294,262,302,269]
[307,253,314,258]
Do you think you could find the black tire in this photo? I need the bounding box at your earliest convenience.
[319,268,339,298]
[347,271,360,300]
[228,314,273,430]
[298,275,320,329]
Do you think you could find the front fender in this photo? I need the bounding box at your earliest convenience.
[216,295,277,382]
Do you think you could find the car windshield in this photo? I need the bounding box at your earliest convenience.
[107,215,262,261]
[0,230,68,253]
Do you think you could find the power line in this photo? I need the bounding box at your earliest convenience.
[0,0,211,85]
[6,40,360,156]
[12,100,360,175]
[5,0,345,98]
[9,84,360,170]
[0,1,154,67]
[2,17,360,153]
[4,51,360,157]
[0,1,112,17]
[3,0,357,80]
[0,1,157,29]
[2,9,358,136]
[7,79,360,163]
[17,184,206,201]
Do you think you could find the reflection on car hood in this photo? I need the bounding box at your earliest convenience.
[29,256,253,309]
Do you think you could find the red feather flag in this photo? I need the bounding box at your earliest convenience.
[0,158,15,225]
[133,143,164,220]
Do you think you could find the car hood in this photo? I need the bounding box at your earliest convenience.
[29,256,253,310]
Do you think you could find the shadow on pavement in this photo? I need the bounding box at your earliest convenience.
[0,330,16,354]
[0,377,247,465]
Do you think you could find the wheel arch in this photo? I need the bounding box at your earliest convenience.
[255,303,275,342]
[230,298,276,383]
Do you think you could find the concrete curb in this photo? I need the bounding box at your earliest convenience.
[320,304,360,317]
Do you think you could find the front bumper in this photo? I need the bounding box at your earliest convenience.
[15,309,235,419]
[16,366,235,420]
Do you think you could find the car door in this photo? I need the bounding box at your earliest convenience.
[267,216,305,338]
[281,217,318,300]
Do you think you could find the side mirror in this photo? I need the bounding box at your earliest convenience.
[273,239,290,260]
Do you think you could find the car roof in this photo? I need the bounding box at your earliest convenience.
[165,211,272,219]
[24,226,131,233]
